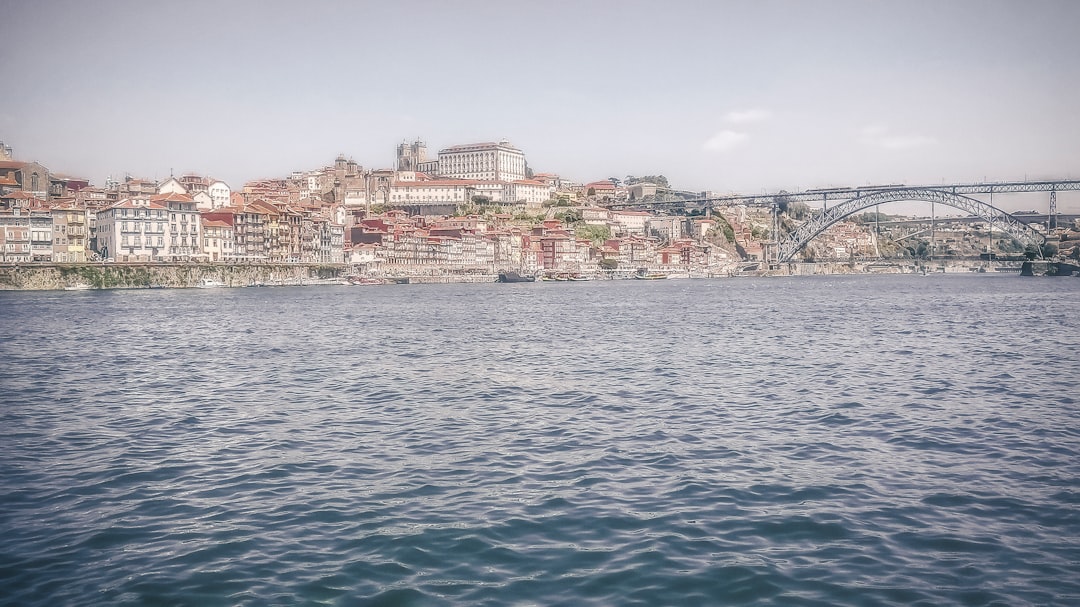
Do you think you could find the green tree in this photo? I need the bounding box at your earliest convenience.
[624,175,670,188]
[574,224,611,244]
[555,208,582,224]
[599,258,618,270]
[714,214,736,243]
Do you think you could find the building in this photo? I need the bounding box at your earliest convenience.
[51,204,89,262]
[0,160,52,200]
[154,193,203,260]
[437,140,527,182]
[95,198,170,261]
[201,218,235,262]
[0,210,52,262]
[396,140,428,171]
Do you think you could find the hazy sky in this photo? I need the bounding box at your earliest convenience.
[2,0,1078,209]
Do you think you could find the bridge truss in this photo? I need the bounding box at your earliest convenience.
[608,179,1078,264]
[773,188,1047,263]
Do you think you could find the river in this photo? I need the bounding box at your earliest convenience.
[1,274,1078,605]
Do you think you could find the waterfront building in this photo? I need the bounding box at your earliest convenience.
[153,193,204,261]
[95,198,169,261]
[0,210,52,262]
[603,235,660,268]
[201,218,235,262]
[51,203,89,263]
[313,218,345,264]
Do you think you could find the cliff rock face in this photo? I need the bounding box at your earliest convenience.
[0,264,344,290]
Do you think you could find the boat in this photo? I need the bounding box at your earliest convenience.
[63,284,92,291]
[198,278,226,288]
[497,271,535,283]
[634,271,669,280]
[348,276,384,286]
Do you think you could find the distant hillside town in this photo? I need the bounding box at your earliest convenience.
[1,138,1075,275]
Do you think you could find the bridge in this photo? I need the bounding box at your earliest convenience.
[609,180,1080,263]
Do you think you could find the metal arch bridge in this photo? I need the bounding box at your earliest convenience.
[609,180,1079,263]
[775,187,1050,263]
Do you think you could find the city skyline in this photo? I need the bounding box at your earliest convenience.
[2,0,1078,210]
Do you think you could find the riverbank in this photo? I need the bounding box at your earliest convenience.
[0,260,1073,291]
[0,263,346,291]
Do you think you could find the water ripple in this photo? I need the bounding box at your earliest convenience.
[1,275,1078,605]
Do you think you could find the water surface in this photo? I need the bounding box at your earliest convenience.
[1,274,1078,605]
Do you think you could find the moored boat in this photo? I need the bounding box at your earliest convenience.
[497,271,535,283]
[348,276,384,286]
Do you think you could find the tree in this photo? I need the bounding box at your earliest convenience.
[555,208,582,224]
[599,258,618,270]
[574,224,611,244]
[624,175,670,188]
[1023,244,1040,260]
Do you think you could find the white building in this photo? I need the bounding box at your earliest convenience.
[610,210,651,236]
[389,178,472,205]
[96,198,170,261]
[155,192,203,260]
[437,140,527,182]
[207,180,232,209]
[505,179,551,207]
[201,218,235,262]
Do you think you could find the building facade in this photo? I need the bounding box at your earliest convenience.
[437,140,527,182]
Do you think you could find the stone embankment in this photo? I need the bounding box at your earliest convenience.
[0,263,347,290]
[775,260,1031,276]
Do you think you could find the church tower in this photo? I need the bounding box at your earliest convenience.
[396,139,427,171]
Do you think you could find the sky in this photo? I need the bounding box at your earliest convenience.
[2,0,1079,211]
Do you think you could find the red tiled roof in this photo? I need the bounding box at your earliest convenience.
[1,190,41,200]
[150,192,195,203]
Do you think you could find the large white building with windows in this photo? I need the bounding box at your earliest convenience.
[436,140,527,182]
[96,198,170,261]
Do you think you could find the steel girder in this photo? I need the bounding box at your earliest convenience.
[610,179,1080,211]
[775,188,1047,263]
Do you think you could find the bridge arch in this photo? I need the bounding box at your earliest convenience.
[775,188,1047,263]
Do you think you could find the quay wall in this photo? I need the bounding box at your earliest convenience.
[0,263,347,291]
[777,260,1033,276]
